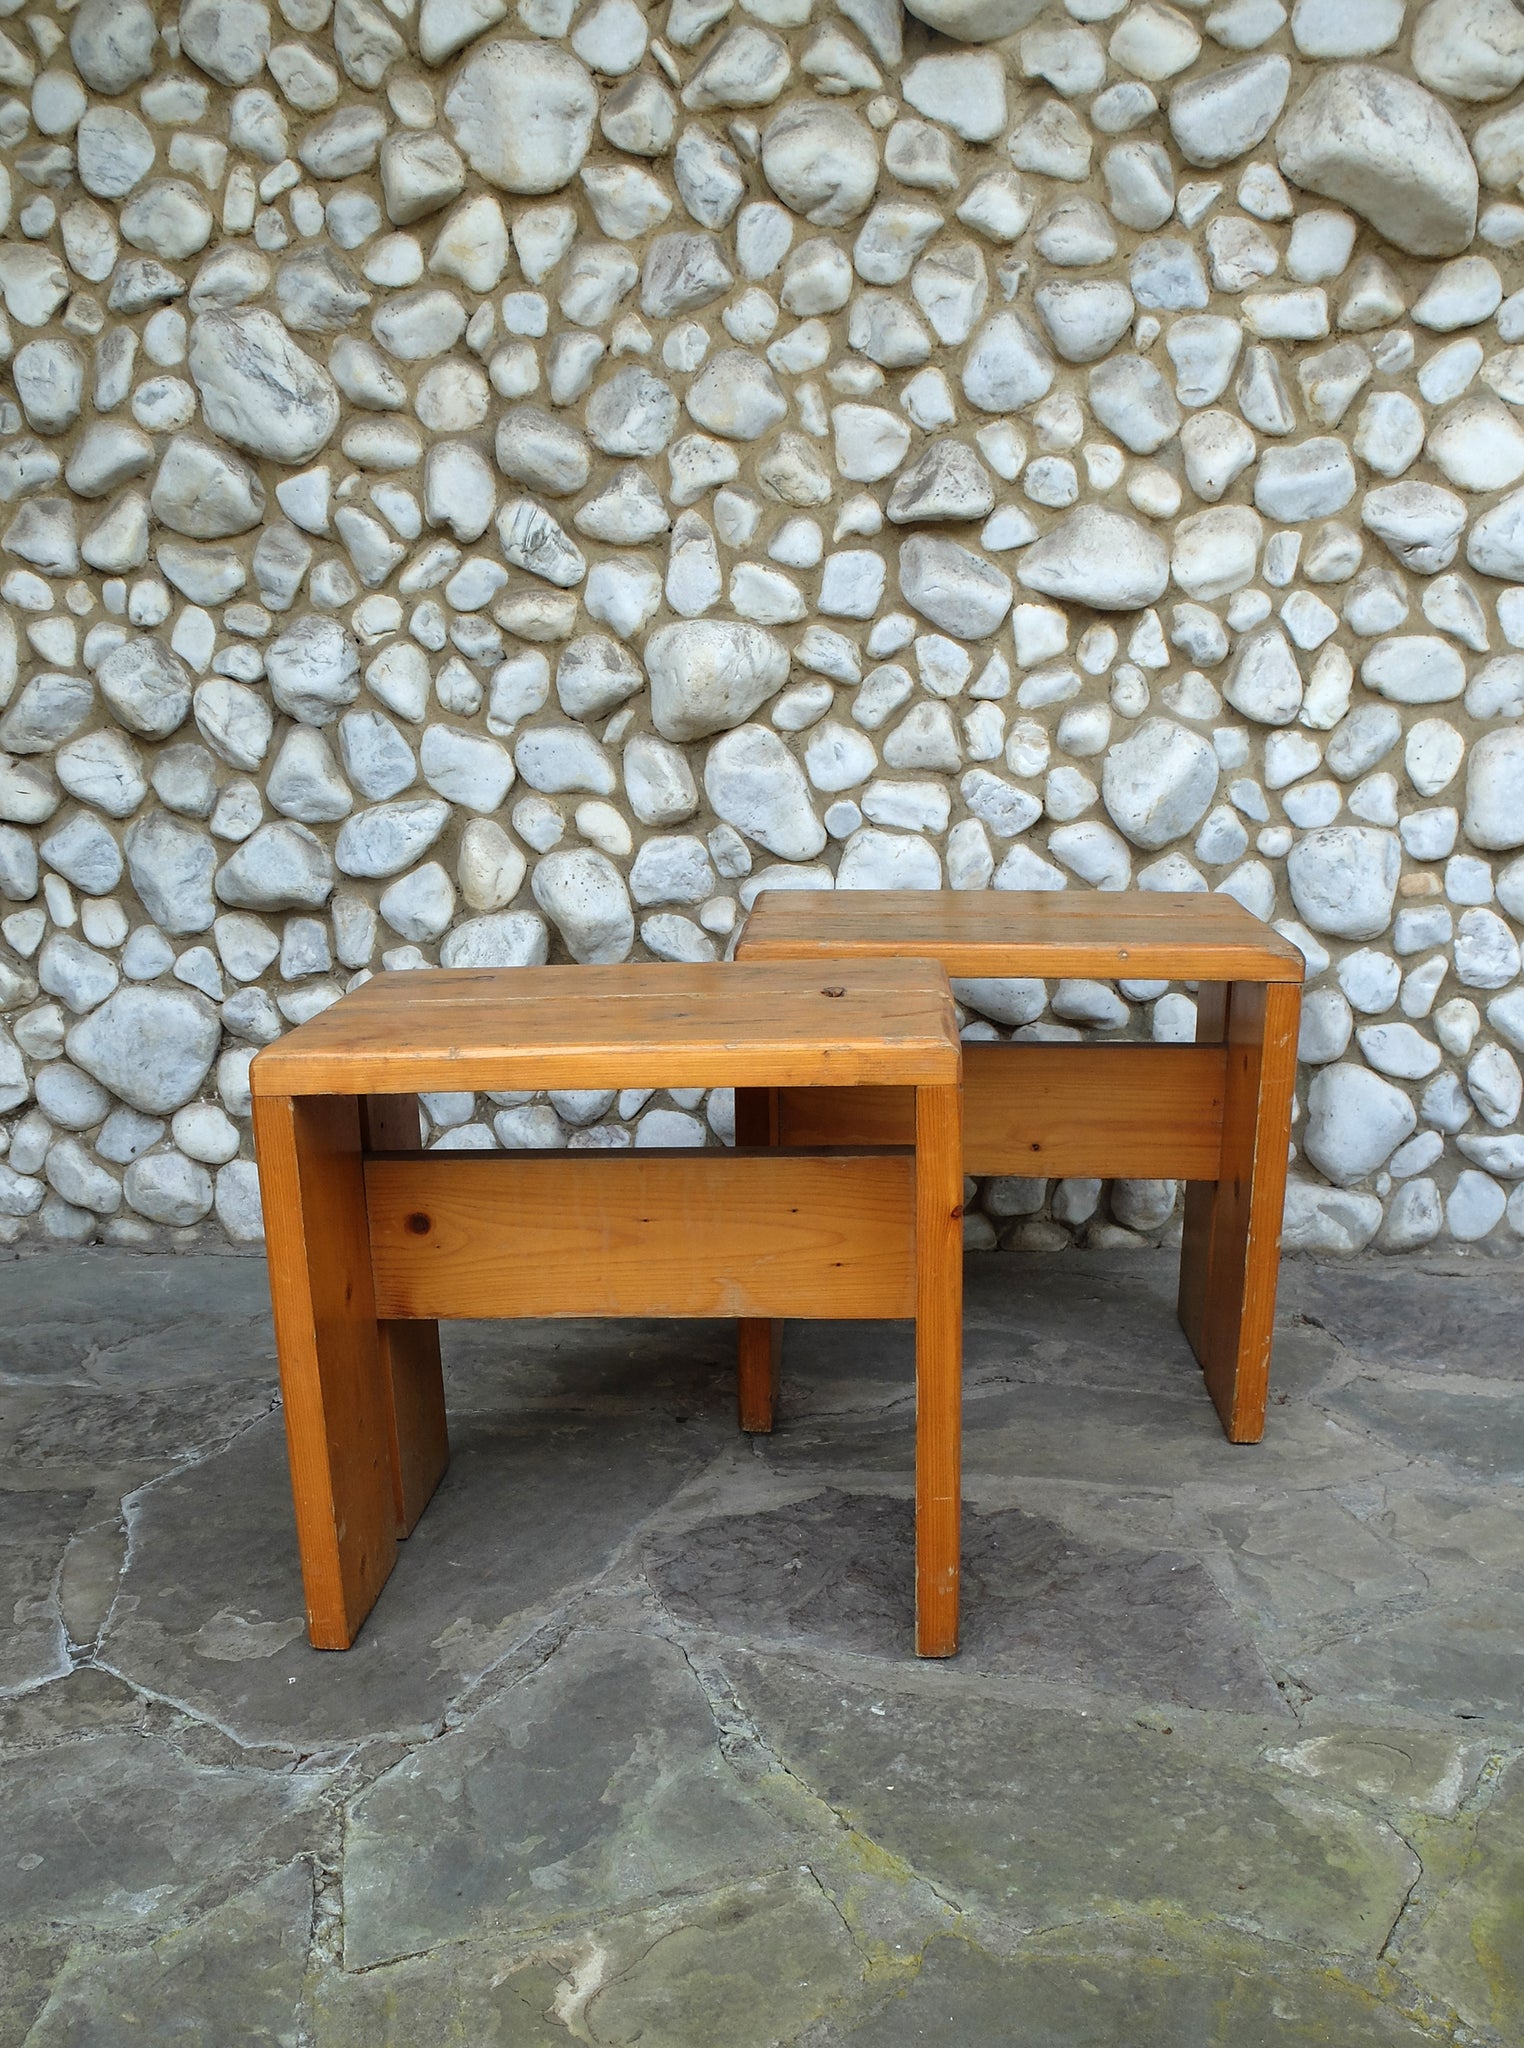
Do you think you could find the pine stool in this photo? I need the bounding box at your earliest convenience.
[735,892,1304,1445]
[250,961,966,1658]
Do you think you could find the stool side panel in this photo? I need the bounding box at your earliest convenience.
[1178,982,1230,1366]
[1191,979,1302,1444]
[252,1092,399,1648]
[914,1081,964,1660]
[359,1094,449,1537]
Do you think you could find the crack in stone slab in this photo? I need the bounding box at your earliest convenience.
[723,1649,1423,1962]
[97,1405,722,1752]
[340,1627,800,1971]
[804,1922,1467,2047]
[22,1860,317,2048]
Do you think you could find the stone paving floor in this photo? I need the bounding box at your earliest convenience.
[1,1244,1522,2046]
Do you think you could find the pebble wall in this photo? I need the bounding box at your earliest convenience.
[1,0,1524,1255]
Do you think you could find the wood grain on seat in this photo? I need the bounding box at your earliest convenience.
[251,959,959,1097]
[737,889,1306,983]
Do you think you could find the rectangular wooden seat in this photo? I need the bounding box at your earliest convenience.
[733,890,1305,983]
[251,960,960,1094]
[252,961,966,1659]
[736,892,1304,1445]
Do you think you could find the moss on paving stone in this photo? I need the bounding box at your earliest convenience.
[310,1953,578,2047]
[726,1653,1420,1958]
[1396,1757,1524,2043]
[819,1931,1448,2046]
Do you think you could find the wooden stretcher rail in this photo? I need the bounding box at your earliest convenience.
[365,1148,919,1322]
[774,1041,1230,1180]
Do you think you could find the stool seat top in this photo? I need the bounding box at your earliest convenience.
[252,959,960,1097]
[737,890,1305,984]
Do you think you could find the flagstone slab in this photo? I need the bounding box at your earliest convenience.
[1397,1754,1524,2043]
[647,1488,1282,1711]
[317,1867,864,2048]
[440,1316,733,1420]
[0,1380,275,1486]
[1283,1260,1524,1381]
[726,1652,1419,1956]
[101,1410,717,1749]
[0,1489,88,1691]
[1193,1490,1429,1631]
[1287,1585,1524,1728]
[311,1951,575,2046]
[1372,1487,1524,1588]
[1325,1375,1524,1485]
[0,1733,320,1944]
[23,1863,312,2048]
[0,1249,276,1388]
[584,1868,863,2048]
[343,1629,791,1969]
[762,1380,1405,1497]
[818,1930,1445,2046]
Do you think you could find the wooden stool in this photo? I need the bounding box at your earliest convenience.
[735,892,1304,1445]
[250,961,966,1658]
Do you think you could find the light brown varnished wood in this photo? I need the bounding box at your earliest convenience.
[773,1042,1230,1179]
[252,961,959,1099]
[259,961,963,1660]
[1178,981,1302,1443]
[365,1150,920,1322]
[252,1092,398,1650]
[733,1087,782,1433]
[738,890,1305,983]
[962,1043,1226,1177]
[739,889,1305,1448]
[776,1085,914,1150]
[915,1082,963,1660]
[1177,984,1227,1370]
[360,1095,449,1536]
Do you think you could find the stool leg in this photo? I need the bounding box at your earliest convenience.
[1178,981,1301,1444]
[914,1081,963,1659]
[252,1092,398,1648]
[1178,984,1227,1374]
[361,1095,449,1535]
[734,1086,782,1433]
